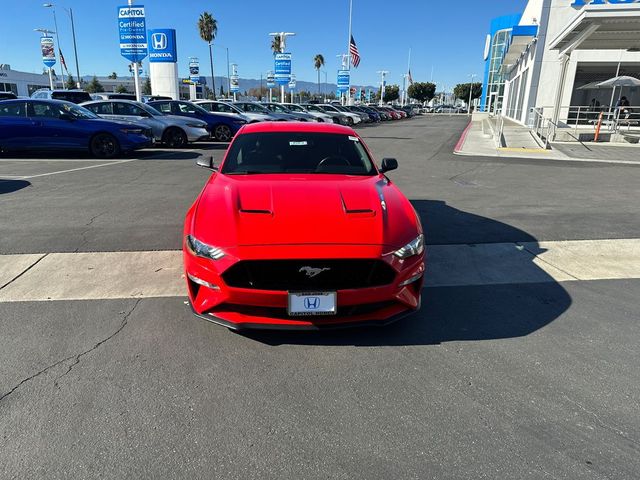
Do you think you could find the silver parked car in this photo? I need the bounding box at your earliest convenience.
[194,100,268,123]
[260,102,318,122]
[282,103,334,123]
[81,100,209,148]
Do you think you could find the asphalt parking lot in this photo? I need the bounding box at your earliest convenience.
[1,116,640,479]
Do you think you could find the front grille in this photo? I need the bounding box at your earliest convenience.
[222,259,396,291]
[211,301,397,319]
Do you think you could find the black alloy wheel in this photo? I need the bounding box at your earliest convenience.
[214,124,233,142]
[163,128,188,148]
[90,133,120,159]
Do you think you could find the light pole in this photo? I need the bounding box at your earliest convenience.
[42,4,64,87]
[35,28,57,90]
[377,70,388,107]
[214,44,231,98]
[269,32,295,103]
[43,3,80,89]
[467,74,477,115]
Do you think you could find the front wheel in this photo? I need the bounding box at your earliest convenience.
[345,117,354,126]
[213,124,232,142]
[163,128,188,148]
[90,133,120,159]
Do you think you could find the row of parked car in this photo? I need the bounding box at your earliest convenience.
[0,88,418,158]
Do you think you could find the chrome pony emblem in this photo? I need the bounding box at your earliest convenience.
[299,266,330,278]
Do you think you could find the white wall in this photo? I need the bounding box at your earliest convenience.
[149,62,179,100]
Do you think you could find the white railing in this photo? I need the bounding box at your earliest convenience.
[494,114,505,148]
[529,107,556,148]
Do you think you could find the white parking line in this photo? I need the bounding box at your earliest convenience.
[0,158,131,163]
[20,159,136,179]
[0,239,639,303]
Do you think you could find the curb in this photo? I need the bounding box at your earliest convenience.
[453,121,473,154]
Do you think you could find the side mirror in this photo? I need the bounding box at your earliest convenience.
[196,156,217,170]
[59,113,75,121]
[380,158,398,173]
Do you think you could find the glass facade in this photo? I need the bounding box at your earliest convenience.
[484,29,511,113]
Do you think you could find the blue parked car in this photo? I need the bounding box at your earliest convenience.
[148,100,246,142]
[0,100,153,158]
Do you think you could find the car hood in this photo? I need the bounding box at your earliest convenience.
[88,118,148,128]
[192,174,420,248]
[161,114,207,127]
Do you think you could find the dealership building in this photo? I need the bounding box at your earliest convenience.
[481,0,640,128]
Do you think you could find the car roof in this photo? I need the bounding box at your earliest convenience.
[240,122,355,135]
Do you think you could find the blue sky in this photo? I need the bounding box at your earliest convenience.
[1,0,527,88]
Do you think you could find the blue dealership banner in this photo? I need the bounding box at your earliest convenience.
[266,71,275,88]
[118,4,147,63]
[337,69,350,92]
[274,53,292,85]
[189,58,200,83]
[148,29,177,63]
[40,36,56,68]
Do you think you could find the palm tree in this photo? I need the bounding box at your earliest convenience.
[198,12,218,100]
[314,54,325,97]
[271,35,282,55]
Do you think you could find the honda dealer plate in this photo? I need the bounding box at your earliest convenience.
[288,292,337,316]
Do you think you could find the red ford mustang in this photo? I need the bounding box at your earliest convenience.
[183,122,425,330]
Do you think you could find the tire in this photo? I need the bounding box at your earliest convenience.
[213,124,233,142]
[162,127,188,148]
[90,133,120,159]
[345,117,354,126]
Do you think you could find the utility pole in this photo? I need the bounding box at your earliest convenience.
[43,4,64,87]
[468,73,476,115]
[377,70,388,107]
[44,3,80,88]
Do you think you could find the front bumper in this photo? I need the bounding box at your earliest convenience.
[184,244,425,330]
[185,126,211,142]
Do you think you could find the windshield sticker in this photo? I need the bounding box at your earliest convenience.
[289,141,308,146]
[348,136,359,142]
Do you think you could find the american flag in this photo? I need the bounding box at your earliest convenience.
[349,35,360,68]
[59,49,68,72]
[408,69,414,85]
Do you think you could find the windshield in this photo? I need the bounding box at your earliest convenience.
[63,103,99,119]
[221,132,376,176]
[286,104,304,112]
[321,105,339,113]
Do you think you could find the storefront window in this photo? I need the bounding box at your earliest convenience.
[0,82,18,94]
[484,29,511,112]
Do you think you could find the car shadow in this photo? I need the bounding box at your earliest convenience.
[240,200,572,347]
[0,179,31,195]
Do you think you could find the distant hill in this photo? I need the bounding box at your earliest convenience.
[200,76,379,94]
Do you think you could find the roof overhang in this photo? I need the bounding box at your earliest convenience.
[549,5,640,53]
[503,25,539,66]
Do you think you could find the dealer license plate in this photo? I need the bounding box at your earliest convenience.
[288,292,337,316]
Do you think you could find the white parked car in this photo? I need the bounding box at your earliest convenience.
[282,103,333,123]
[318,104,362,125]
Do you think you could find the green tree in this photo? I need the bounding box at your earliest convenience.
[198,12,218,100]
[143,77,152,95]
[453,82,483,103]
[108,72,118,79]
[407,82,436,103]
[271,35,282,55]
[313,54,325,96]
[65,74,76,90]
[115,84,129,94]
[383,84,400,103]
[85,76,105,93]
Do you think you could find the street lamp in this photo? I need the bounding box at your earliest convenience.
[468,74,477,115]
[377,70,388,106]
[34,28,56,90]
[213,44,231,98]
[268,32,295,103]
[43,3,81,89]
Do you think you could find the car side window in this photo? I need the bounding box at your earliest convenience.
[154,102,172,114]
[30,102,64,118]
[177,103,197,114]
[0,102,26,117]
[86,103,113,115]
[218,104,231,113]
[113,102,144,116]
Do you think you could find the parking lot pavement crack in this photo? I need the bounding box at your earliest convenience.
[53,299,141,389]
[73,211,108,253]
[517,243,581,281]
[0,299,141,403]
[0,253,48,291]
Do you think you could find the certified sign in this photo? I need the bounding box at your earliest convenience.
[118,4,148,63]
[189,58,200,83]
[337,69,350,92]
[230,74,240,93]
[274,53,292,85]
[266,71,276,88]
[40,36,56,68]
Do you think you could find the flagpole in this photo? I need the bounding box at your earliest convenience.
[404,47,411,106]
[346,0,353,105]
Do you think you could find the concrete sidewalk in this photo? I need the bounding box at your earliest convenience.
[455,118,640,165]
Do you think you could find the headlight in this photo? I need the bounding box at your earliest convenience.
[120,128,144,134]
[187,123,207,128]
[393,234,424,259]
[234,120,247,125]
[185,235,225,260]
